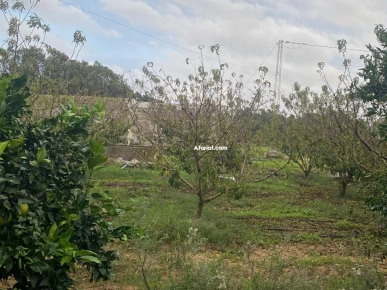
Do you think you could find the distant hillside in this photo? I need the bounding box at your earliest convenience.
[2,45,157,102]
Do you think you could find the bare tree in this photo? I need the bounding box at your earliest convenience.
[130,44,283,218]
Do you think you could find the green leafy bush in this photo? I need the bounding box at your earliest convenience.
[0,74,132,289]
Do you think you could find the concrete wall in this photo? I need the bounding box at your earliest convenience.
[105,145,154,162]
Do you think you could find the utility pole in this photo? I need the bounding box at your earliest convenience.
[274,40,284,106]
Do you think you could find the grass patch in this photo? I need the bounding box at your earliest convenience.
[232,207,317,219]
[291,233,321,243]
[92,165,163,183]
[70,162,387,289]
[335,219,358,229]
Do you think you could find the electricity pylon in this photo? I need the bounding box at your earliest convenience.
[274,40,284,106]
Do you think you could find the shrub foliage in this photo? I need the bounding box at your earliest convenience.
[0,74,131,289]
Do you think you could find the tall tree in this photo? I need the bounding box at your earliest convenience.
[130,45,287,218]
[315,37,383,196]
[343,24,387,214]
[278,83,326,178]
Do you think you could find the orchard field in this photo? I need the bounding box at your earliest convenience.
[67,159,387,290]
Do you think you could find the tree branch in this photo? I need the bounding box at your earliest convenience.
[254,156,291,182]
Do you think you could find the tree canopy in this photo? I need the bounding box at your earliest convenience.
[1,46,135,98]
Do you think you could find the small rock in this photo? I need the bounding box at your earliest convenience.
[266,150,280,158]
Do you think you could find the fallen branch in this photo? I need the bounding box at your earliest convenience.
[253,156,291,183]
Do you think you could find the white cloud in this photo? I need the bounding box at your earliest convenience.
[32,0,123,39]
[99,0,378,97]
[104,29,123,38]
[307,1,386,32]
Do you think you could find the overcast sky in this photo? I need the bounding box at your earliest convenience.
[1,0,386,100]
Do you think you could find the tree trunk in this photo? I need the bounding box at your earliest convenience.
[304,165,312,178]
[194,153,204,218]
[196,173,205,218]
[196,197,204,218]
[294,156,312,178]
[339,175,347,197]
[340,181,347,197]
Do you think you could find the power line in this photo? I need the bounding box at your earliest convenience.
[245,42,278,87]
[284,41,369,52]
[273,40,368,101]
[58,0,260,71]
[283,43,305,49]
[58,0,371,95]
[58,0,371,57]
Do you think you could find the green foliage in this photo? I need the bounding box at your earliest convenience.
[227,182,248,200]
[0,74,132,289]
[16,46,132,97]
[355,24,387,118]
[349,24,387,217]
[31,52,133,97]
[364,171,387,218]
[274,79,365,196]
[168,170,182,188]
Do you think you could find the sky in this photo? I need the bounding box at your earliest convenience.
[1,0,387,102]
